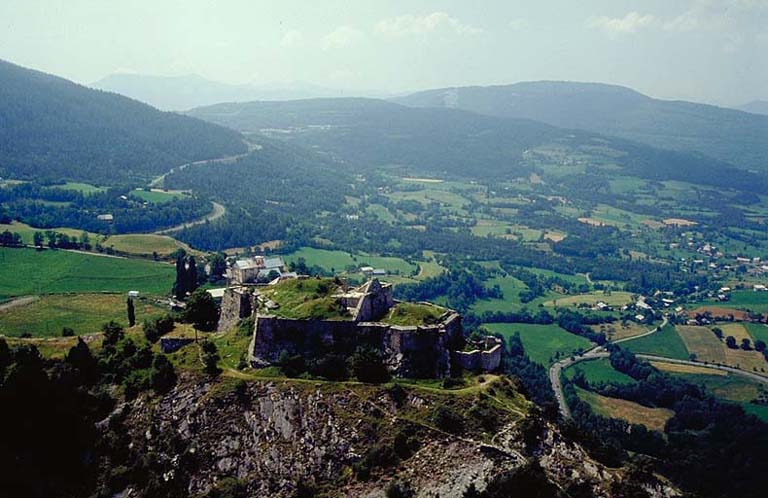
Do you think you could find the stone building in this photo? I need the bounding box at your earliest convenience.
[218,277,500,379]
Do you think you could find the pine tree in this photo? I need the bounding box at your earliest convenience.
[127,297,136,327]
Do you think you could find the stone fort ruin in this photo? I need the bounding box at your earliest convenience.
[218,277,501,378]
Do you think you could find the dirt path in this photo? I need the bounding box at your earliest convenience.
[0,296,38,312]
[154,201,226,234]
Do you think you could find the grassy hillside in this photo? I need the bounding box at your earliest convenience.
[484,322,592,366]
[0,59,246,184]
[0,247,174,298]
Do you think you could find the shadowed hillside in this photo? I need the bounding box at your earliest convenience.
[394,81,768,172]
[0,59,247,184]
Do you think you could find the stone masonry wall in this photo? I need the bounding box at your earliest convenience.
[217,287,253,332]
[250,313,461,378]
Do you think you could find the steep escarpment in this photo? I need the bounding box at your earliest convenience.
[105,374,679,497]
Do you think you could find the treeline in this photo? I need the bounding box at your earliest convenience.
[0,182,211,234]
[564,346,768,498]
[0,229,22,247]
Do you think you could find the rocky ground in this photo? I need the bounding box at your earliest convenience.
[111,373,679,497]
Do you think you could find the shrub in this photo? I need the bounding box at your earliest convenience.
[349,347,390,384]
[278,351,306,377]
[433,405,464,434]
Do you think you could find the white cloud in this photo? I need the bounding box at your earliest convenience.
[586,11,658,35]
[280,30,303,48]
[375,12,482,37]
[322,26,365,50]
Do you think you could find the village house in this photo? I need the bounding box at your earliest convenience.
[230,256,287,284]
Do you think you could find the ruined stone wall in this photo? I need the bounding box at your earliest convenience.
[353,285,394,322]
[452,336,502,373]
[250,314,460,378]
[217,287,254,332]
[250,316,377,366]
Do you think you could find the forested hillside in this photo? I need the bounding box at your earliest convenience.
[394,81,768,172]
[0,59,247,184]
[189,97,767,193]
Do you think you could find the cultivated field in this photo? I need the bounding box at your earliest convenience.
[600,321,648,341]
[0,247,174,298]
[576,387,674,432]
[483,322,592,366]
[624,325,690,360]
[543,291,634,308]
[6,221,102,246]
[565,358,636,385]
[677,325,725,363]
[651,361,727,376]
[102,234,193,257]
[283,247,417,275]
[719,323,753,343]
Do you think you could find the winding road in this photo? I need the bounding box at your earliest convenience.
[154,201,226,235]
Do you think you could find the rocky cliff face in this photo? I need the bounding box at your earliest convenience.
[111,374,679,497]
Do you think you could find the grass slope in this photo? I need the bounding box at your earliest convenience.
[624,325,690,360]
[484,322,592,366]
[0,247,174,298]
[565,358,636,385]
[0,293,165,337]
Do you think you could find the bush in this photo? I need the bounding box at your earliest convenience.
[349,347,390,384]
[278,351,306,377]
[202,341,221,376]
[310,353,349,380]
[433,405,465,434]
[386,480,415,498]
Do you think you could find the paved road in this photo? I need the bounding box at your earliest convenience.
[636,354,768,385]
[154,201,226,234]
[148,148,252,188]
[549,316,669,418]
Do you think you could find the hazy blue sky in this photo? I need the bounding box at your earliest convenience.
[1,0,766,104]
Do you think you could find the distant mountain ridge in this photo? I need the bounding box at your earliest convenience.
[91,73,384,111]
[188,97,766,193]
[0,59,247,184]
[393,81,768,172]
[735,100,768,116]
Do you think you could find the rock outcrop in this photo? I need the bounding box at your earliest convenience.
[114,375,680,498]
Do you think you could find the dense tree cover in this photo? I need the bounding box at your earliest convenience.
[189,97,768,193]
[395,81,768,176]
[165,141,350,250]
[496,332,559,418]
[0,328,178,498]
[173,253,200,297]
[394,269,502,312]
[0,59,246,184]
[0,182,211,233]
[565,346,768,498]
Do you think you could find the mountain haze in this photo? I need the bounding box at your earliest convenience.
[0,60,247,184]
[91,73,371,111]
[735,100,768,116]
[188,97,765,192]
[394,81,768,172]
